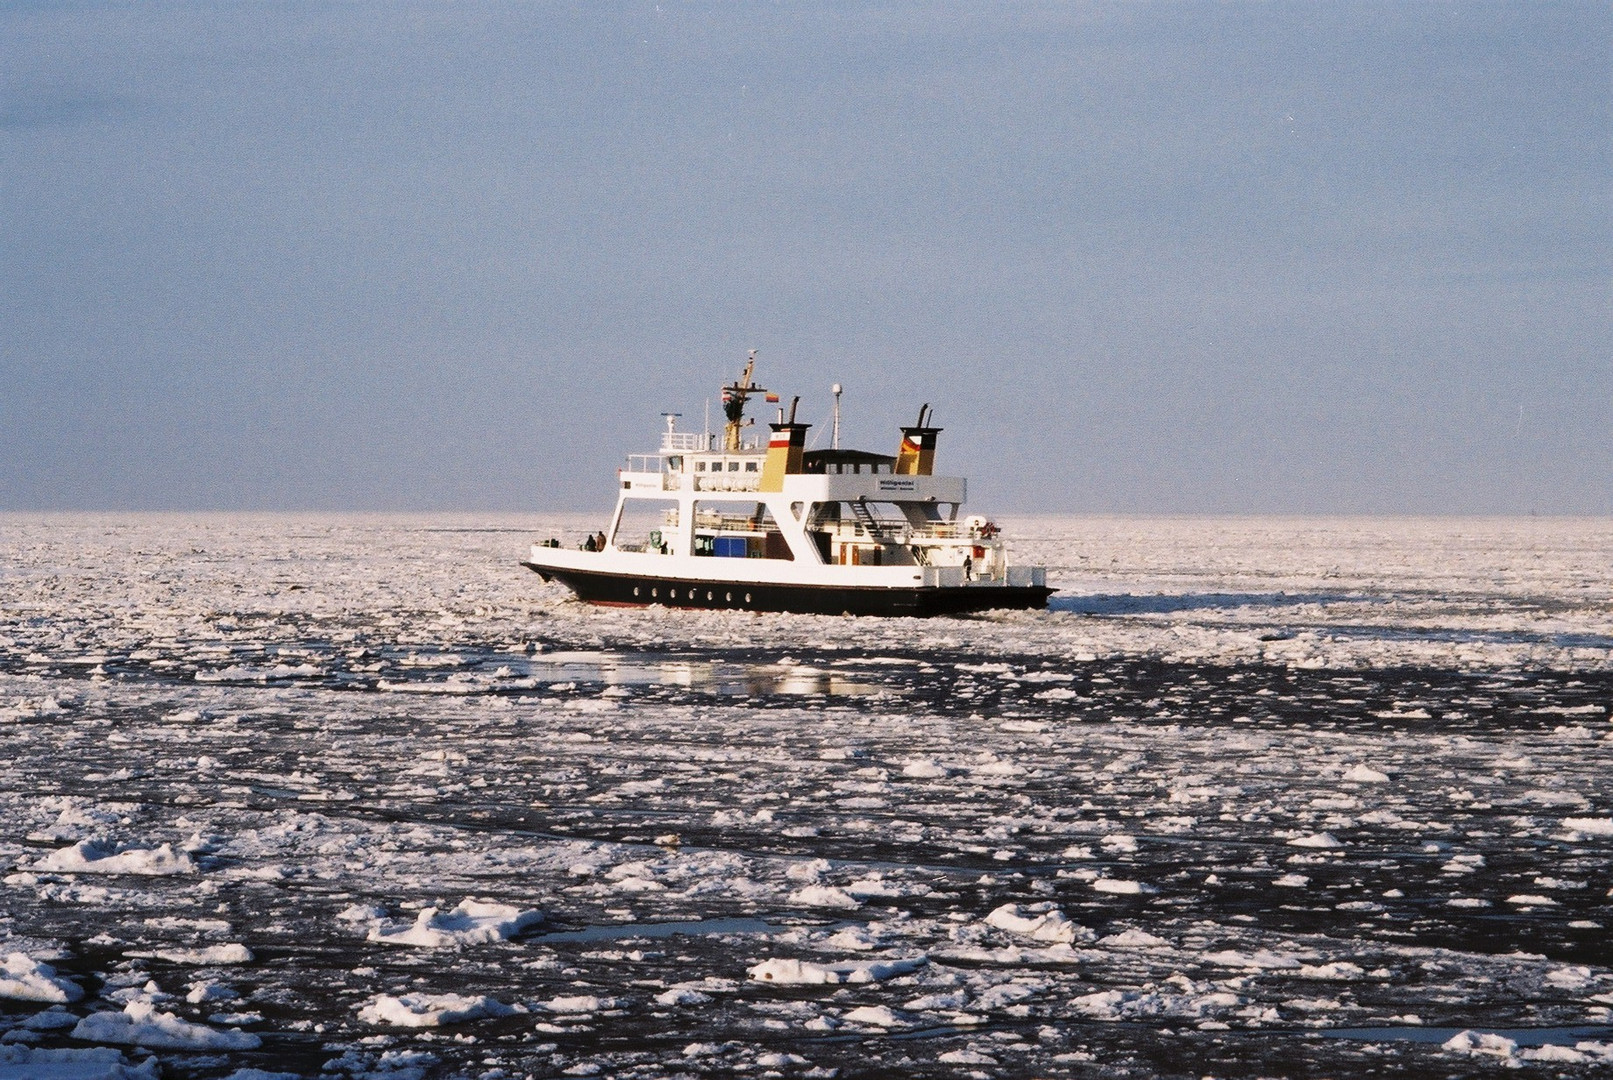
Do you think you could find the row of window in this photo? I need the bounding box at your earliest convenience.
[821,462,893,474]
[662,457,902,476]
[693,459,759,473]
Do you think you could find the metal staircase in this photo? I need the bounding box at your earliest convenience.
[850,499,886,539]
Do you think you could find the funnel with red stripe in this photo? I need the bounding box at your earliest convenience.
[760,396,810,491]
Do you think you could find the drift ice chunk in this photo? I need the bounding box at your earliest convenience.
[134,944,253,965]
[789,885,862,909]
[0,954,83,1003]
[1442,1030,1518,1059]
[1091,877,1157,895]
[1099,928,1169,948]
[36,841,196,876]
[843,1004,902,1027]
[1504,894,1558,906]
[538,994,624,1014]
[1297,962,1364,979]
[71,1000,260,1049]
[985,903,1088,944]
[357,992,519,1027]
[366,898,543,947]
[1286,832,1343,848]
[901,759,950,778]
[654,987,712,1006]
[748,956,927,985]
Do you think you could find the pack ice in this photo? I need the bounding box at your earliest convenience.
[0,513,1608,1078]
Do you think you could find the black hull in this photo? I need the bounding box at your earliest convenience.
[521,563,1052,617]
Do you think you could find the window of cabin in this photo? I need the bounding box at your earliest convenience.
[745,461,758,472]
[696,461,706,472]
[729,461,740,472]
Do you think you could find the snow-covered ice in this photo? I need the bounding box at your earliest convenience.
[0,954,84,1003]
[748,956,928,985]
[0,512,1609,1078]
[71,1000,261,1050]
[356,992,519,1028]
[34,840,196,876]
[362,898,542,947]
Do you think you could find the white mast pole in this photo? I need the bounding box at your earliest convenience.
[831,383,843,450]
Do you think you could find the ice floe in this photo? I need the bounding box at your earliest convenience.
[1090,877,1157,895]
[537,994,625,1014]
[35,840,196,876]
[70,1000,260,1049]
[364,898,543,947]
[748,957,927,985]
[128,944,253,965]
[1286,831,1344,848]
[1562,816,1613,837]
[0,954,83,1003]
[984,903,1091,944]
[357,992,521,1027]
[3,513,1610,1078]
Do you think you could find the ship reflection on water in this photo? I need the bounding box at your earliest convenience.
[526,650,890,698]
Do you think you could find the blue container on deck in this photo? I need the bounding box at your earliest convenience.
[713,536,749,558]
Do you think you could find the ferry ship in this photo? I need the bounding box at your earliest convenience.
[522,356,1052,616]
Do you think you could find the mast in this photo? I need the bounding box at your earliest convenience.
[831,383,843,450]
[720,350,767,452]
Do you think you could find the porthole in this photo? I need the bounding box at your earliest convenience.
[651,588,658,598]
[725,592,732,602]
[706,590,713,601]
[669,588,677,599]
[633,586,640,597]
[744,592,752,604]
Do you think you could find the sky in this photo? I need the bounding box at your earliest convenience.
[2,1,1608,514]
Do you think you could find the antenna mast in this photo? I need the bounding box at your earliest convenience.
[831,383,843,450]
[720,350,767,452]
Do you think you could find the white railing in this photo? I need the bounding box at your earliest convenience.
[660,432,707,452]
[694,510,766,531]
[819,520,997,543]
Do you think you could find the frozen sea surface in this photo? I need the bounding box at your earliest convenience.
[0,513,1609,1079]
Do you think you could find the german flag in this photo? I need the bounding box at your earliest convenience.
[765,392,780,403]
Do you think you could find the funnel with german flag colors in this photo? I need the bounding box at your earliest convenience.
[895,403,942,475]
[760,396,810,491]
